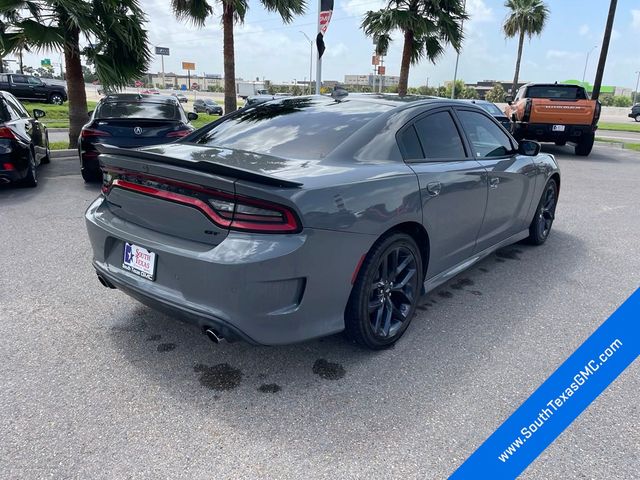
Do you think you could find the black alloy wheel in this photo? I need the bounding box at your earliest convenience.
[526,178,557,245]
[346,232,422,349]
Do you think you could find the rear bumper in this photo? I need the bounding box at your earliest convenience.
[85,196,373,345]
[513,122,594,142]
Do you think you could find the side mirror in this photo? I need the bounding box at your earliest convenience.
[87,110,94,118]
[518,140,541,156]
[33,108,46,119]
[505,95,513,105]
[187,112,198,121]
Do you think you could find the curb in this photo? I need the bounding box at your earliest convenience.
[48,127,68,133]
[594,140,625,149]
[51,149,77,158]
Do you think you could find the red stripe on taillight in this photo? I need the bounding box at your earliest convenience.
[166,129,192,138]
[0,127,16,139]
[105,177,301,233]
[2,162,15,171]
[81,128,111,137]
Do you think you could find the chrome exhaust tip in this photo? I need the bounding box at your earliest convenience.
[204,327,223,344]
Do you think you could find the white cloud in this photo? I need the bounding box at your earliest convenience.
[467,0,494,24]
[341,0,386,17]
[579,24,589,36]
[546,50,574,60]
[632,10,640,30]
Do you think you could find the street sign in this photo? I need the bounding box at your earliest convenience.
[41,58,51,67]
[378,66,386,75]
[372,55,379,66]
[182,62,195,70]
[181,84,187,91]
[191,83,199,90]
[134,80,143,87]
[155,46,170,56]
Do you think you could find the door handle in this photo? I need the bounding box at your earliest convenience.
[425,181,442,196]
[490,177,500,189]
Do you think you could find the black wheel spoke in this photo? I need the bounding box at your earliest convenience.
[393,288,414,305]
[393,268,416,290]
[395,255,412,277]
[381,302,392,337]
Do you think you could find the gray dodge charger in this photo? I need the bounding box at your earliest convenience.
[85,95,560,349]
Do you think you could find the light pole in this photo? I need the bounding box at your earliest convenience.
[582,45,598,84]
[299,31,313,95]
[633,71,640,105]
[451,0,467,99]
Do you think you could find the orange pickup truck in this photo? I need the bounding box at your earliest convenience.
[505,83,601,156]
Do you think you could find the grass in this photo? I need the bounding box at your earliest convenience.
[595,137,640,152]
[23,100,98,129]
[597,122,640,132]
[191,114,220,129]
[50,141,71,151]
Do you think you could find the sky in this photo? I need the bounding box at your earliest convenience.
[14,0,640,89]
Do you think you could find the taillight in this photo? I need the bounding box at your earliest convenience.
[166,129,192,138]
[103,172,301,234]
[2,162,15,170]
[523,99,532,122]
[593,101,601,127]
[81,128,111,137]
[0,127,16,139]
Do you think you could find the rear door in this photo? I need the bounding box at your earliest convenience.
[27,76,50,102]
[9,75,36,100]
[454,107,537,251]
[400,107,488,277]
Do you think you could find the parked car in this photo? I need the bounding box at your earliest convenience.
[628,103,640,122]
[193,98,223,115]
[461,99,511,131]
[79,94,197,182]
[86,95,559,349]
[172,92,188,103]
[0,73,67,105]
[245,94,279,107]
[140,89,160,95]
[0,91,50,187]
[505,83,600,156]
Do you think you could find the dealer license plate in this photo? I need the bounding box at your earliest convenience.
[122,242,157,281]
[552,125,565,132]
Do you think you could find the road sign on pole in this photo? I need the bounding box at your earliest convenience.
[41,58,51,67]
[155,46,170,56]
[155,47,170,90]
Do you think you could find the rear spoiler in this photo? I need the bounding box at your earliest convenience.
[95,144,302,188]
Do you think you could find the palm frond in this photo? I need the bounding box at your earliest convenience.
[171,0,213,27]
[260,0,306,24]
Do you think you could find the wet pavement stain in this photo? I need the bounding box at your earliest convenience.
[451,278,474,290]
[257,373,268,380]
[194,363,243,390]
[416,305,428,311]
[470,290,483,296]
[146,334,161,341]
[312,359,346,380]
[496,248,522,260]
[157,343,176,352]
[438,290,453,298]
[479,267,489,273]
[495,258,506,263]
[258,384,282,393]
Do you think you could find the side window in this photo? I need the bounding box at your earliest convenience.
[11,75,28,84]
[0,74,8,83]
[413,111,466,160]
[398,125,423,160]
[457,110,514,158]
[28,77,43,85]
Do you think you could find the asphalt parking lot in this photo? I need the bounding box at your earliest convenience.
[1,145,638,479]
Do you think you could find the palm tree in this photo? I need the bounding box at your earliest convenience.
[503,0,549,96]
[362,0,467,97]
[0,1,151,148]
[172,0,306,115]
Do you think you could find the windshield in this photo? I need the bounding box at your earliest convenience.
[191,97,391,159]
[95,101,180,120]
[527,85,588,100]
[477,103,504,116]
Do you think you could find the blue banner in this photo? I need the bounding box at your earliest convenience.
[450,287,640,479]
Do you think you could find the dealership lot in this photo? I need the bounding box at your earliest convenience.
[0,146,638,479]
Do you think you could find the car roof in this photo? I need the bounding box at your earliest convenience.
[523,83,584,88]
[101,93,178,104]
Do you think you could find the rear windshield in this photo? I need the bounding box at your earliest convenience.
[95,101,181,120]
[191,97,391,159]
[477,103,504,116]
[526,86,588,100]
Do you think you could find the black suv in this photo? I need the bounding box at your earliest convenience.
[193,98,223,115]
[0,73,68,105]
[629,104,640,122]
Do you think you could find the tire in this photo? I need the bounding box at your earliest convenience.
[49,93,64,105]
[345,232,423,350]
[21,150,38,188]
[525,178,558,245]
[635,114,640,122]
[575,133,594,156]
[554,140,566,146]
[81,167,102,183]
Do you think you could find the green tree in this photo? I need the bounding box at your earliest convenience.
[485,83,507,103]
[1,1,150,148]
[444,79,476,99]
[172,0,305,115]
[503,0,549,96]
[362,0,466,97]
[612,95,631,107]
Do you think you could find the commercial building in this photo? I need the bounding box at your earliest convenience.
[145,72,223,90]
[344,74,401,89]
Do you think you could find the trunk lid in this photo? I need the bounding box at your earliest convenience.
[529,99,596,125]
[92,119,187,148]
